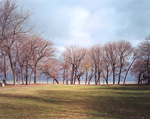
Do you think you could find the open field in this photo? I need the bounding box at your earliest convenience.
[0,84,150,119]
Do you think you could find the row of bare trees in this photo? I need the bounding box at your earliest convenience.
[61,40,137,85]
[61,37,150,85]
[60,38,150,85]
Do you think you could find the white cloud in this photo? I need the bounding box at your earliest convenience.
[16,0,150,51]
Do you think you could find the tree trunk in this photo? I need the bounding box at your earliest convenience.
[106,68,109,85]
[74,70,77,84]
[78,78,80,85]
[54,78,59,84]
[97,60,100,85]
[112,66,115,85]
[106,79,108,85]
[71,64,74,84]
[95,65,97,85]
[4,55,7,84]
[98,77,101,85]
[0,55,2,82]
[88,73,93,85]
[97,72,101,85]
[148,78,150,85]
[123,59,135,84]
[66,70,68,84]
[147,56,149,72]
[25,60,28,85]
[8,51,16,85]
[138,73,141,84]
[118,56,123,84]
[16,73,19,85]
[0,47,2,81]
[66,79,68,84]
[63,69,65,84]
[12,70,16,85]
[118,65,122,84]
[50,77,59,84]
[34,64,37,84]
[85,68,88,84]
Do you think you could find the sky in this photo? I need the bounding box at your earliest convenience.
[16,0,150,53]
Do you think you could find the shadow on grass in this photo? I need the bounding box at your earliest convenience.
[85,95,150,119]
[0,91,85,118]
[0,86,150,119]
[0,101,49,119]
[94,85,150,92]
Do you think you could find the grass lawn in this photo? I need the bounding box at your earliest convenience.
[0,84,150,119]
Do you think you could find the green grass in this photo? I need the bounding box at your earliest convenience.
[0,84,150,119]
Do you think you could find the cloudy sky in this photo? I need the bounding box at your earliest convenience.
[17,0,150,53]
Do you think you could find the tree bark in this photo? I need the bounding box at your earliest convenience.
[49,75,59,84]
[95,64,97,85]
[71,64,74,84]
[123,59,135,84]
[97,72,101,85]
[138,73,141,84]
[63,69,65,84]
[66,70,68,84]
[148,78,150,85]
[106,68,109,85]
[88,74,93,85]
[78,78,80,84]
[85,68,88,84]
[8,51,16,85]
[118,65,122,84]
[54,78,59,84]
[34,64,37,84]
[4,55,7,84]
[74,69,77,84]
[112,65,115,85]
[25,60,28,85]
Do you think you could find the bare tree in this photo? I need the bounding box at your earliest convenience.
[29,36,56,84]
[17,38,26,85]
[123,49,137,84]
[116,40,133,84]
[131,60,146,84]
[138,37,150,72]
[40,59,59,84]
[84,55,93,85]
[60,58,71,84]
[62,46,86,84]
[133,36,150,84]
[101,47,112,85]
[75,58,85,84]
[103,42,119,84]
[89,45,103,85]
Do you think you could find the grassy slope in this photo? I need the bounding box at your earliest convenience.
[0,85,150,119]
